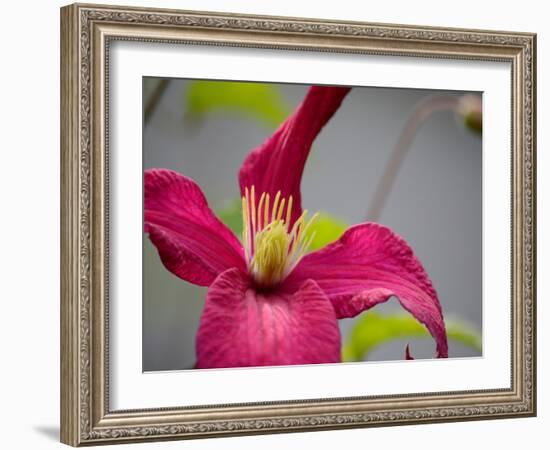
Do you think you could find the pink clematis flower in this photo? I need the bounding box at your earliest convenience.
[145,86,448,369]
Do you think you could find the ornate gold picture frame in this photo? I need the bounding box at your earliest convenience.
[60,3,536,446]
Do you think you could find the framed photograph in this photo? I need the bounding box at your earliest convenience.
[60,3,536,446]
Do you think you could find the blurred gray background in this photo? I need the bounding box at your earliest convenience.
[143,79,482,371]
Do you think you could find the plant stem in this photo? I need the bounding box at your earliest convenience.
[365,95,460,221]
[144,79,170,125]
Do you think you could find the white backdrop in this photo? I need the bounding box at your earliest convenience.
[0,0,546,449]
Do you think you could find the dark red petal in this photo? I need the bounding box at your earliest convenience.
[286,223,448,358]
[239,86,350,226]
[196,268,341,369]
[144,169,246,286]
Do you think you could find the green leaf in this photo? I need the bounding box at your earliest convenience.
[217,200,348,253]
[216,198,244,237]
[342,312,482,362]
[185,81,290,128]
[305,212,347,251]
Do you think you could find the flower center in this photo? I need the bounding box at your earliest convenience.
[242,186,317,288]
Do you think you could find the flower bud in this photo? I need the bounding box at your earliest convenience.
[456,94,482,134]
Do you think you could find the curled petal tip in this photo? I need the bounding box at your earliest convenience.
[405,344,414,360]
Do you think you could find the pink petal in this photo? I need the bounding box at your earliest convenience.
[286,223,448,358]
[239,86,350,226]
[144,169,246,286]
[196,268,341,369]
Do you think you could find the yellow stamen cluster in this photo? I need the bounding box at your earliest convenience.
[242,186,317,287]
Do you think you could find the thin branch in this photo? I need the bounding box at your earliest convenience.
[365,95,460,221]
[144,79,170,125]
